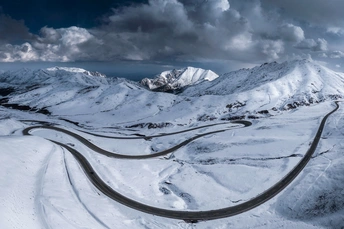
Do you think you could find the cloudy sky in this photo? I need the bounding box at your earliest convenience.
[0,0,343,79]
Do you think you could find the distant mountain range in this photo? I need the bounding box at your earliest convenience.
[1,60,343,124]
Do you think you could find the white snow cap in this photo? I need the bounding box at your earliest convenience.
[141,66,219,90]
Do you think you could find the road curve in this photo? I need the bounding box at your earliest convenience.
[23,120,251,159]
[78,121,252,139]
[22,102,339,221]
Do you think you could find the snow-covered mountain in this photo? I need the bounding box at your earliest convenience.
[46,67,107,78]
[183,59,344,112]
[141,67,219,92]
[1,60,344,125]
[0,67,108,86]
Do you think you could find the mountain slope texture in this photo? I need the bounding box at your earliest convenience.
[183,60,344,111]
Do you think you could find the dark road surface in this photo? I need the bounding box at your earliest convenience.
[23,120,251,159]
[22,102,339,221]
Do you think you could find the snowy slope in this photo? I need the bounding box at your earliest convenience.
[141,67,218,92]
[183,60,344,111]
[0,67,177,126]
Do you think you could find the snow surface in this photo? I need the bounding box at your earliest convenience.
[0,60,344,228]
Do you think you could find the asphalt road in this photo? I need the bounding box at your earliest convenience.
[22,103,339,221]
[23,120,251,159]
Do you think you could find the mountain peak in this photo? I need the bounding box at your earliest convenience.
[141,67,219,92]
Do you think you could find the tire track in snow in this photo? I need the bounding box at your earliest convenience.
[62,148,110,229]
[35,144,55,229]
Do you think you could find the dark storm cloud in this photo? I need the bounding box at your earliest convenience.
[0,0,148,33]
[0,0,343,69]
[89,0,251,61]
[0,14,33,44]
[86,0,288,62]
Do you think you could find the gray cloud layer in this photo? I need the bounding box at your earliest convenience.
[0,0,343,69]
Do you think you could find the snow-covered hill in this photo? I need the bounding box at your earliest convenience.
[0,67,176,126]
[183,59,344,113]
[141,67,218,92]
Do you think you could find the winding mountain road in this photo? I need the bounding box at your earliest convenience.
[23,120,251,159]
[22,102,339,221]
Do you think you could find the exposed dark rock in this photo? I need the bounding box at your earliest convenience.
[159,187,171,195]
[281,95,339,111]
[0,98,51,115]
[197,114,217,121]
[257,110,269,114]
[58,118,79,126]
[327,94,342,100]
[25,84,41,92]
[36,107,51,115]
[0,88,14,96]
[78,86,99,94]
[226,101,246,112]
[126,122,173,129]
[221,115,245,121]
[0,98,9,104]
